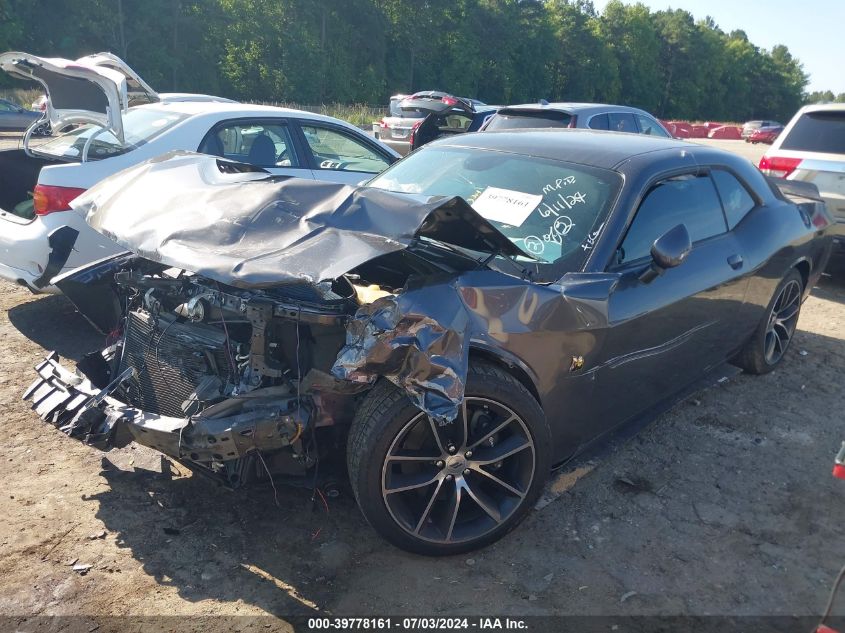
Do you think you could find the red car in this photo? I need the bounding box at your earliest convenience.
[749,125,783,144]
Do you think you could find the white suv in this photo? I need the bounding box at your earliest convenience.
[759,104,845,248]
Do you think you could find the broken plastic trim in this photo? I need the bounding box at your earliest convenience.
[23,352,306,464]
[32,226,79,288]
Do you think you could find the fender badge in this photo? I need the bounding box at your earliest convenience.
[570,355,584,372]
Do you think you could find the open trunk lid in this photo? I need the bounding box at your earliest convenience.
[0,51,159,143]
[399,94,475,117]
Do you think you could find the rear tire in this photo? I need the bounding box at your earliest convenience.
[733,269,803,375]
[347,362,550,556]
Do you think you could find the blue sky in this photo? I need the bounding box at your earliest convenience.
[590,0,844,94]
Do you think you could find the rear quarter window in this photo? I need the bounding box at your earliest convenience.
[780,111,845,155]
[711,170,755,229]
[588,113,609,130]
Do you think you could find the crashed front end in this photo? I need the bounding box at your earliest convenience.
[25,264,360,485]
[23,152,526,486]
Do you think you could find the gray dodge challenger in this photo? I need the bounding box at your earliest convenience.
[24,129,836,555]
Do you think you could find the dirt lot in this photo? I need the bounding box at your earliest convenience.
[1,134,845,625]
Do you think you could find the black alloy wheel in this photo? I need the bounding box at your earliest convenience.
[733,269,804,375]
[381,397,535,545]
[347,362,550,556]
[763,277,802,366]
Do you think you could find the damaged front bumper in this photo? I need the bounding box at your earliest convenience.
[24,352,306,476]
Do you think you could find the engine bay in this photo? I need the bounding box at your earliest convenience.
[110,267,360,417]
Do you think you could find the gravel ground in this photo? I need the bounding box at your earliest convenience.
[1,133,844,624]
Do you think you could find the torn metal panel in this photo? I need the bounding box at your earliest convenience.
[71,152,528,289]
[332,269,618,423]
[333,277,471,422]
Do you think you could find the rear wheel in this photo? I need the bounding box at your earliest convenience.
[734,269,803,374]
[347,362,550,556]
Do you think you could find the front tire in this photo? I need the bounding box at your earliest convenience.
[733,269,803,374]
[347,362,550,556]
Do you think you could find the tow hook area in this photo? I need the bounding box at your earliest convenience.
[23,352,134,449]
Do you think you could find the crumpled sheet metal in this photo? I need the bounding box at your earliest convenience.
[332,279,471,422]
[71,151,526,289]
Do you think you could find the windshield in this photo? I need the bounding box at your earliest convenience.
[33,108,189,161]
[389,98,425,118]
[781,111,845,155]
[367,146,622,281]
[485,110,573,130]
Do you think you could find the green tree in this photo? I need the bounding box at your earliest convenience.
[598,1,661,111]
[0,0,820,119]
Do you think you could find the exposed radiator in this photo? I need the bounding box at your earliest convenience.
[118,310,232,418]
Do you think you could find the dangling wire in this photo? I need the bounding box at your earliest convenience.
[214,281,240,382]
[255,449,280,508]
[298,306,321,504]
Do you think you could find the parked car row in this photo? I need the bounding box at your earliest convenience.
[3,51,840,557]
[375,92,673,154]
[0,51,400,293]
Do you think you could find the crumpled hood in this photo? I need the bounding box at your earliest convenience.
[71,151,528,288]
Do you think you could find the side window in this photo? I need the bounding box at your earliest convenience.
[711,170,755,229]
[300,124,390,174]
[609,112,637,134]
[438,113,473,131]
[635,114,671,138]
[618,174,728,264]
[589,113,610,130]
[199,121,298,168]
[0,102,15,112]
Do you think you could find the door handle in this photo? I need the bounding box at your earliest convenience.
[727,254,744,270]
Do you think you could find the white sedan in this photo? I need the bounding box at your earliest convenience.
[0,52,400,292]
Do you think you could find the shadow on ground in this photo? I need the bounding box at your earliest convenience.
[815,253,845,303]
[7,294,102,361]
[91,458,375,616]
[86,327,845,616]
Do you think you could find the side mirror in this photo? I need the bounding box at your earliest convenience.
[652,223,691,268]
[639,224,691,283]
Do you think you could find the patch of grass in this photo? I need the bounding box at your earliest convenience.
[252,102,388,127]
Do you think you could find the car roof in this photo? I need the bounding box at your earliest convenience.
[133,100,364,127]
[498,102,653,116]
[158,92,237,103]
[429,128,699,169]
[798,103,845,114]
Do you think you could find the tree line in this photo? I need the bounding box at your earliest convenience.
[0,0,818,122]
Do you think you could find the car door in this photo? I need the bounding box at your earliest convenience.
[293,121,394,184]
[595,171,751,429]
[198,119,313,179]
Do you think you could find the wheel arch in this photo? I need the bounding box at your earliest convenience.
[468,344,542,407]
[793,258,811,290]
